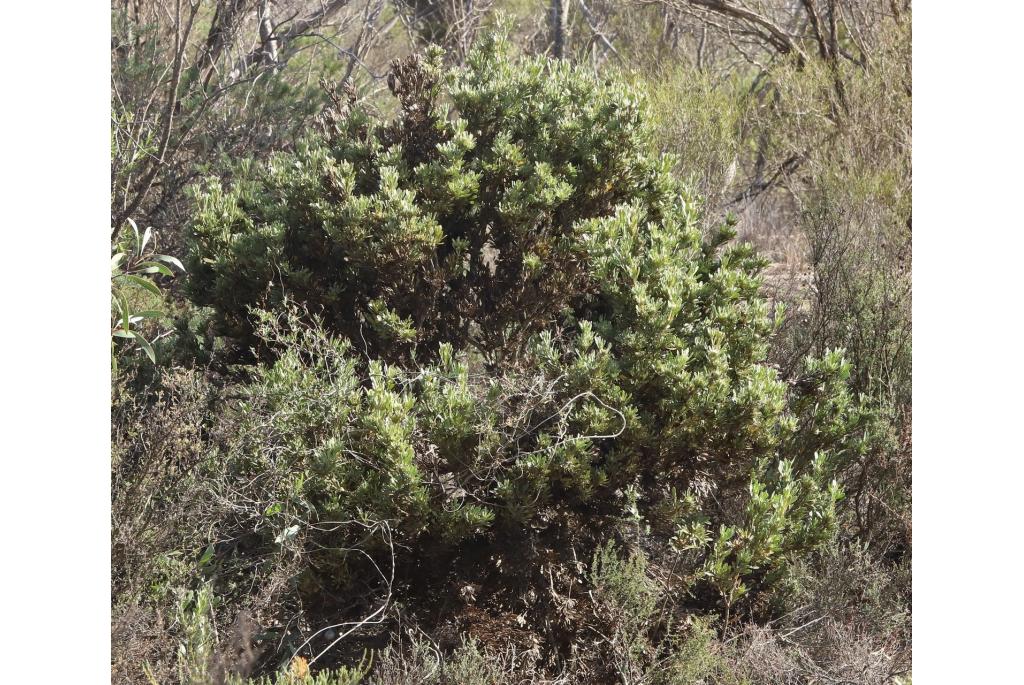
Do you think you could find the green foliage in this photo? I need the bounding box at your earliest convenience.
[436,638,507,685]
[654,617,748,685]
[111,3,355,244]
[681,455,842,622]
[590,541,661,666]
[112,219,185,372]
[234,309,494,554]
[188,33,670,361]
[640,66,749,214]
[169,583,217,685]
[190,39,872,604]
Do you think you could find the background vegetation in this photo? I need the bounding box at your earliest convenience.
[111,2,911,683]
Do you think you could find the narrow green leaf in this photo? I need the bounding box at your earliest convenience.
[153,254,185,272]
[127,218,140,254]
[116,292,133,331]
[198,544,215,567]
[136,262,173,276]
[120,274,162,296]
[136,309,166,320]
[134,333,157,364]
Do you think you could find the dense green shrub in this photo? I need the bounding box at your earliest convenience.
[187,33,680,361]
[191,34,870,589]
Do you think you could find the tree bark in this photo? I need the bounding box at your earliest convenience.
[258,0,279,69]
[551,0,571,59]
[200,0,252,89]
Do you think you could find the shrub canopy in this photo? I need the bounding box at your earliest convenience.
[187,36,870,601]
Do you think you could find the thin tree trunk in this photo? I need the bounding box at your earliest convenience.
[259,1,279,68]
[200,0,251,90]
[696,25,707,70]
[551,0,571,59]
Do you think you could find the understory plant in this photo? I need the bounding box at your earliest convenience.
[112,219,184,373]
